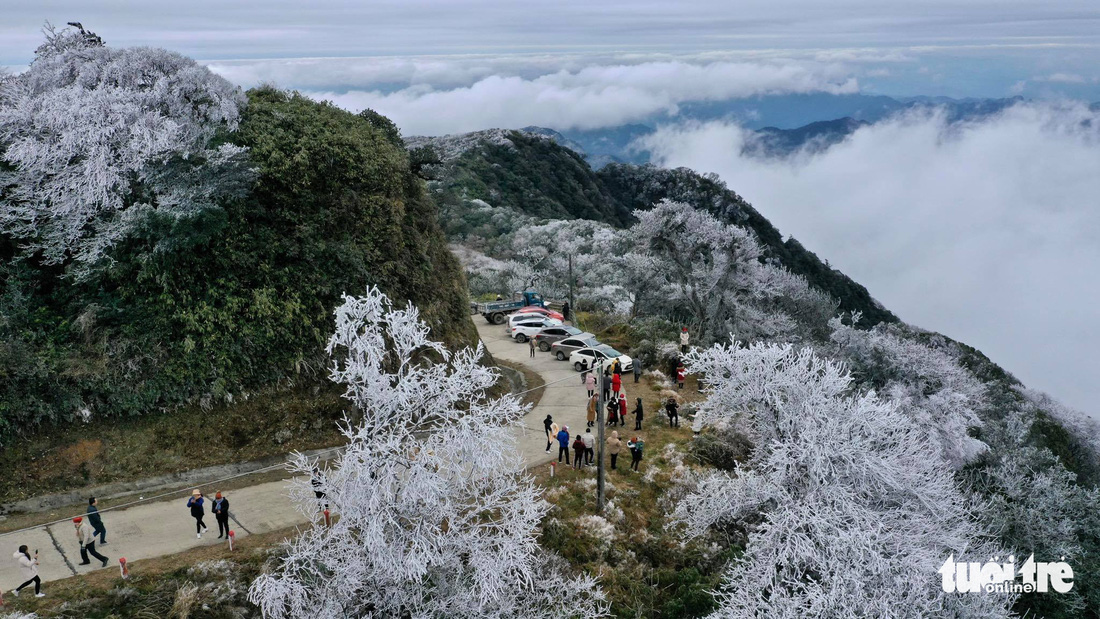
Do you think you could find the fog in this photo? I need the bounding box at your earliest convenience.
[643,103,1100,417]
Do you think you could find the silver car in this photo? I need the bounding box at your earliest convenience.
[549,335,601,361]
[533,326,591,352]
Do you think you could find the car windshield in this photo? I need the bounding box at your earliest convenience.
[564,326,583,335]
[595,345,622,357]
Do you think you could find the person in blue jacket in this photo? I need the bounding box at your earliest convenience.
[187,489,208,539]
[556,425,571,465]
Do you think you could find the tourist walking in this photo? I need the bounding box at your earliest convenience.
[586,394,597,429]
[86,496,107,545]
[11,545,43,598]
[582,429,595,465]
[187,490,208,539]
[607,431,622,470]
[211,492,231,539]
[584,371,596,397]
[74,517,108,567]
[311,467,328,511]
[680,327,690,353]
[628,436,645,471]
[572,435,585,469]
[666,397,680,428]
[633,398,644,430]
[557,425,571,465]
[544,415,555,453]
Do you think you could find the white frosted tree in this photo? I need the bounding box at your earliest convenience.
[249,288,606,619]
[673,341,1012,618]
[629,200,797,343]
[830,316,988,467]
[0,23,251,273]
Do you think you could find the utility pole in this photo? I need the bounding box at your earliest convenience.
[567,254,575,324]
[596,359,606,512]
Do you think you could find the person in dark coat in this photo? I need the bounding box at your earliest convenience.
[562,301,571,322]
[544,414,555,453]
[627,436,645,471]
[86,497,106,545]
[607,394,619,425]
[666,397,680,428]
[633,398,644,430]
[572,435,585,469]
[557,426,572,465]
[187,490,208,538]
[633,359,642,383]
[211,491,231,539]
[601,367,612,400]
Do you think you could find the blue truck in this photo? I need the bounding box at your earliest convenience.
[475,291,550,325]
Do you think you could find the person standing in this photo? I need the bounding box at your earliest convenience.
[633,398,644,430]
[633,359,642,383]
[211,492,231,539]
[187,490,208,539]
[584,371,596,397]
[74,517,108,567]
[618,393,628,427]
[680,327,690,353]
[607,394,618,425]
[601,367,611,401]
[544,415,555,453]
[607,431,622,470]
[628,436,645,471]
[612,359,622,376]
[582,429,595,465]
[666,397,680,428]
[562,301,571,323]
[586,394,597,429]
[528,337,536,358]
[86,496,106,545]
[572,435,585,469]
[611,371,622,397]
[557,425,571,465]
[11,545,44,598]
[676,363,686,389]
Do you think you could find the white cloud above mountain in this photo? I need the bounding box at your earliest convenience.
[642,102,1100,417]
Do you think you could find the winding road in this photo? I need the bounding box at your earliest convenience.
[0,319,589,590]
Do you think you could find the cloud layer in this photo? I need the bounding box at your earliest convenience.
[291,60,857,135]
[643,103,1100,417]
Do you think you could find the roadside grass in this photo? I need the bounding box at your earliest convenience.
[0,384,349,505]
[532,371,736,618]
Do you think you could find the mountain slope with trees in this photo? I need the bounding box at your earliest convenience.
[0,27,476,444]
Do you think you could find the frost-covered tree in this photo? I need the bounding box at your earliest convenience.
[830,315,988,467]
[0,23,251,273]
[674,341,1012,618]
[249,288,605,619]
[630,200,797,343]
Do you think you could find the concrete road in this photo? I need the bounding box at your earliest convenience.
[0,319,594,592]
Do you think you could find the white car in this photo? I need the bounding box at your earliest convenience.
[568,345,633,373]
[508,316,564,342]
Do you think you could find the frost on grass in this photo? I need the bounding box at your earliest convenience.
[248,287,606,619]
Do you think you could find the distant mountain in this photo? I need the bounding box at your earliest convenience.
[541,94,1030,166]
[745,117,870,158]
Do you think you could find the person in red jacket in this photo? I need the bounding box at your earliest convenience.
[618,393,628,426]
[676,364,686,389]
[611,371,622,396]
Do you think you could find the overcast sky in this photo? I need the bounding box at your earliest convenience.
[3,3,1099,415]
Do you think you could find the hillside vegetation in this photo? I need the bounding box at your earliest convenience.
[0,28,475,445]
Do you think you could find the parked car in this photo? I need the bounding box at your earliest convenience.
[510,306,565,321]
[533,325,590,351]
[508,317,564,342]
[550,335,601,360]
[569,345,633,372]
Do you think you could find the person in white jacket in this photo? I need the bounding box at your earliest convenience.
[679,327,690,353]
[11,545,44,597]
